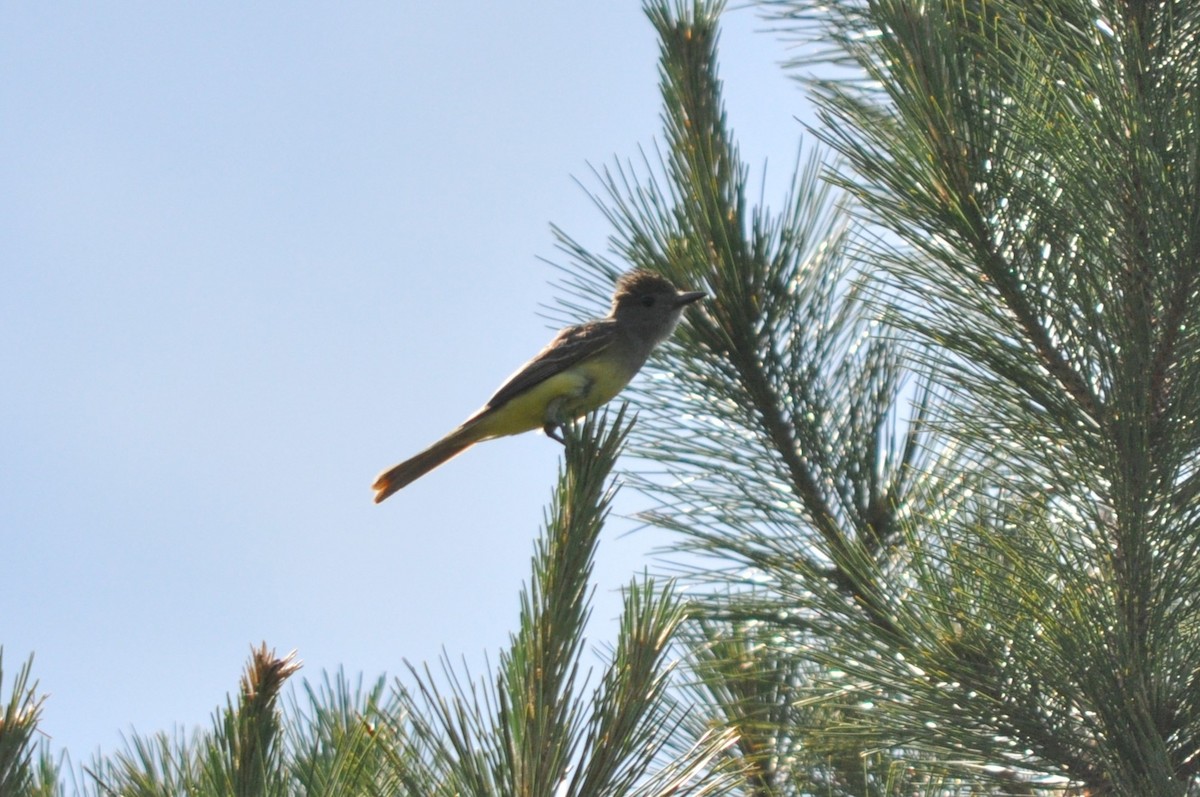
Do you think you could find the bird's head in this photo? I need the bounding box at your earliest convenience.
[609,269,705,343]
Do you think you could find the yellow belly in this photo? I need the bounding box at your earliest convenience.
[471,357,634,439]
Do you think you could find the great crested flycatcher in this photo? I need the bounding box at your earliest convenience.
[372,269,704,502]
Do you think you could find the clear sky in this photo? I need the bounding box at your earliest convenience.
[2,3,807,762]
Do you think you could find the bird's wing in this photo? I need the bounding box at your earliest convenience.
[482,319,619,410]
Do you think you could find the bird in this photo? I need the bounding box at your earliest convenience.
[371,269,705,502]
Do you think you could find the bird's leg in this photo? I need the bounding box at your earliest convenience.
[543,398,567,445]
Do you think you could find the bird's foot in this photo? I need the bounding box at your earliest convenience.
[543,422,566,445]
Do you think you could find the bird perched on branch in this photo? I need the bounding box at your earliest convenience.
[371,269,704,502]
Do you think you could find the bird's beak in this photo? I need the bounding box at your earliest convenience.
[674,290,706,307]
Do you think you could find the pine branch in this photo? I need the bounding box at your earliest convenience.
[548,0,933,637]
[0,650,52,797]
[225,645,300,797]
[375,408,738,797]
[286,669,396,797]
[764,0,1200,792]
[84,645,301,797]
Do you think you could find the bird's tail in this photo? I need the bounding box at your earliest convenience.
[372,424,479,503]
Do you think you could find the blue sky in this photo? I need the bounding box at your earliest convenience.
[2,3,808,762]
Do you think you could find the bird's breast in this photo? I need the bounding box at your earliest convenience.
[472,355,639,439]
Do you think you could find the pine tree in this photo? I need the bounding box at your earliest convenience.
[554,0,1200,794]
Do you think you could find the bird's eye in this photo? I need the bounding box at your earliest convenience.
[641,295,656,307]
